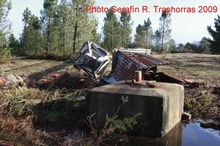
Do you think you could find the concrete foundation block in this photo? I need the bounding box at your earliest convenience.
[87,81,184,137]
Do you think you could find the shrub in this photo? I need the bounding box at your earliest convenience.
[0,48,11,63]
[82,96,142,145]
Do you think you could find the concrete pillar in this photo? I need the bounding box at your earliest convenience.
[87,81,184,137]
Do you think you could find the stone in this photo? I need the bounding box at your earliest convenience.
[87,81,184,137]
[200,121,213,128]
[0,74,23,88]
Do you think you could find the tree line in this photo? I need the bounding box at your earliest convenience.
[0,0,220,62]
[5,0,100,59]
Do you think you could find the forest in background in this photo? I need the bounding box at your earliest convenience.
[0,0,220,63]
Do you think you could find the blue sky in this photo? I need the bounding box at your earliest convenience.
[8,0,220,44]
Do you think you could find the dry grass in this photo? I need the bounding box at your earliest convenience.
[0,57,74,77]
[154,53,220,86]
[153,53,220,120]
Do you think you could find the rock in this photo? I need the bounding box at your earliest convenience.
[15,74,24,86]
[200,121,213,128]
[212,121,220,129]
[0,74,24,89]
[200,120,220,130]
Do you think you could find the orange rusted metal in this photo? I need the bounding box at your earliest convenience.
[134,70,142,82]
[103,50,163,84]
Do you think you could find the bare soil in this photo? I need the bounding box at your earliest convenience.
[0,53,220,145]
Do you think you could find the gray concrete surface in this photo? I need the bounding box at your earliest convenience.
[87,81,184,137]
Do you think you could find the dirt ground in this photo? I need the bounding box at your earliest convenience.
[0,53,220,145]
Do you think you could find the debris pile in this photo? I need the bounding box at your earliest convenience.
[73,41,186,86]
[53,72,81,89]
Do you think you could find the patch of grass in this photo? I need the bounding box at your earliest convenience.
[0,59,73,76]
[202,91,212,106]
[0,87,46,119]
[155,53,220,85]
[77,96,142,146]
[0,48,11,63]
[184,97,192,110]
[0,87,89,145]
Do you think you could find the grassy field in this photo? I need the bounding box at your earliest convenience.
[155,53,220,120]
[154,53,220,85]
[0,53,220,145]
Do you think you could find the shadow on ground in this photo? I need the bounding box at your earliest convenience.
[28,61,73,81]
[32,98,89,133]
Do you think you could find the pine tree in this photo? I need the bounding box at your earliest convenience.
[167,39,176,52]
[20,8,42,55]
[19,0,97,57]
[20,8,33,54]
[134,24,145,48]
[103,8,121,51]
[134,18,153,49]
[41,0,58,54]
[71,0,96,53]
[198,37,210,53]
[207,15,220,54]
[31,16,42,54]
[0,0,11,48]
[153,29,161,52]
[119,12,132,48]
[143,18,153,48]
[91,19,101,44]
[159,11,172,53]
[57,0,72,54]
[8,33,20,54]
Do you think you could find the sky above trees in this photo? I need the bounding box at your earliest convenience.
[8,0,220,44]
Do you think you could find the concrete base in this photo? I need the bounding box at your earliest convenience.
[87,81,184,137]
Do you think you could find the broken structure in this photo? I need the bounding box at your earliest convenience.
[73,41,111,79]
[73,42,181,85]
[103,49,162,83]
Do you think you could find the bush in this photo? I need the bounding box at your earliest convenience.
[0,48,11,63]
[81,96,142,145]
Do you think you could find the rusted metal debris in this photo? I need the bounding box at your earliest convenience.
[119,48,152,55]
[102,49,162,84]
[155,72,185,85]
[124,71,160,88]
[73,41,111,79]
[73,41,186,86]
